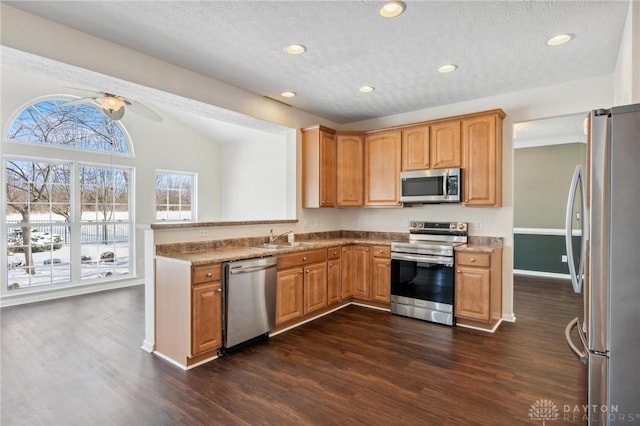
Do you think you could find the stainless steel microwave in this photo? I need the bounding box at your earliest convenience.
[400,168,461,204]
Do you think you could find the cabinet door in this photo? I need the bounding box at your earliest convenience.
[371,256,391,303]
[455,266,490,321]
[276,267,304,324]
[327,260,342,305]
[402,125,430,171]
[302,126,336,208]
[192,282,222,356]
[336,134,364,206]
[430,120,461,168]
[304,262,328,314]
[462,114,501,206]
[365,131,401,206]
[351,245,371,299]
[341,246,354,299]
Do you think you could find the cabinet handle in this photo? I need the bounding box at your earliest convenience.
[302,257,307,261]
[470,258,476,262]
[457,270,461,273]
[378,249,384,254]
[425,163,429,167]
[217,288,222,292]
[305,270,310,274]
[365,248,369,252]
[329,263,333,268]
[299,270,304,274]
[386,262,390,266]
[321,200,325,204]
[333,251,337,255]
[206,272,213,277]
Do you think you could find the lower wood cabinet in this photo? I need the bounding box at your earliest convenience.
[192,281,222,355]
[370,245,391,303]
[343,245,370,299]
[327,246,342,305]
[155,259,222,368]
[276,249,328,325]
[454,248,502,331]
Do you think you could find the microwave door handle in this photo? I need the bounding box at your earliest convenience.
[443,172,449,196]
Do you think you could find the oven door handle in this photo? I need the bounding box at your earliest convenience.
[391,252,453,266]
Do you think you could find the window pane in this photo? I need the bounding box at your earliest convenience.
[155,171,195,221]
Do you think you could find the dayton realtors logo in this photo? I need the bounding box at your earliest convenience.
[529,399,560,425]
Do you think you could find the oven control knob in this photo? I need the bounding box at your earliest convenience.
[449,223,456,229]
[457,222,466,230]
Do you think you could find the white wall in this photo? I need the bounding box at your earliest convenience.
[614,0,640,105]
[219,134,289,221]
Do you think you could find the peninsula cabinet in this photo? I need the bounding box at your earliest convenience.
[454,248,503,331]
[276,249,328,324]
[301,125,336,208]
[336,133,364,207]
[462,111,505,206]
[430,120,461,169]
[155,259,222,368]
[365,131,402,206]
[401,125,430,171]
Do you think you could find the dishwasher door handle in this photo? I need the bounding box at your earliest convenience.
[229,264,276,275]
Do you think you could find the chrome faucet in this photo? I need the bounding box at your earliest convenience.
[269,229,290,244]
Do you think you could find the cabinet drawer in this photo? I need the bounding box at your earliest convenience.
[192,264,222,284]
[278,249,327,269]
[456,252,490,268]
[327,246,341,260]
[371,245,390,258]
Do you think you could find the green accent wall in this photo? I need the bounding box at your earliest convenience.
[514,234,581,274]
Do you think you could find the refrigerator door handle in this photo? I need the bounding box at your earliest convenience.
[565,317,588,363]
[565,165,586,293]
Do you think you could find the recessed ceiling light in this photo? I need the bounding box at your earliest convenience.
[379,1,406,18]
[438,64,457,73]
[359,86,375,93]
[546,34,573,46]
[281,91,296,98]
[285,44,307,55]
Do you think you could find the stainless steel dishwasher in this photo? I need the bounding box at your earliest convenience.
[223,256,278,351]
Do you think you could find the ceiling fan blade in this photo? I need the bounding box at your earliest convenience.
[59,97,100,107]
[124,99,163,122]
[63,86,103,95]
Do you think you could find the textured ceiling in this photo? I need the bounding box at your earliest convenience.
[5,0,631,124]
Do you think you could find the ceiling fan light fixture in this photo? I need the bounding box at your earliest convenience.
[546,33,573,46]
[285,44,307,55]
[99,96,125,111]
[379,1,405,18]
[438,64,458,73]
[281,91,296,98]
[359,85,375,93]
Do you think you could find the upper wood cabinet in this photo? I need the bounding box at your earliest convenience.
[336,133,364,207]
[365,131,402,206]
[302,126,336,208]
[401,125,430,171]
[430,120,461,169]
[462,111,505,206]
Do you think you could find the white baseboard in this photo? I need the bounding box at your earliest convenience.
[152,350,218,370]
[141,340,155,353]
[502,313,517,323]
[514,269,570,280]
[456,318,503,333]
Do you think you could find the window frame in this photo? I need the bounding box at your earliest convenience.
[2,96,136,297]
[154,169,197,222]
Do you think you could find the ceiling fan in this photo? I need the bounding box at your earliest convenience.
[62,88,163,122]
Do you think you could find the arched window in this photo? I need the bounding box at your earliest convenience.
[4,97,134,294]
[7,98,130,154]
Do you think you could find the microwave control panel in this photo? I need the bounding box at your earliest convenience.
[447,175,459,195]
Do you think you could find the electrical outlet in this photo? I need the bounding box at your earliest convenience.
[199,229,209,237]
[475,222,482,231]
[562,255,568,263]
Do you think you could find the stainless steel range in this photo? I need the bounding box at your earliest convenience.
[390,221,468,326]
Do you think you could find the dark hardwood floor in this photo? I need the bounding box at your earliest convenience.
[1,277,586,425]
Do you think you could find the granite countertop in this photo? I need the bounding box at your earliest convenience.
[156,237,397,266]
[455,236,503,254]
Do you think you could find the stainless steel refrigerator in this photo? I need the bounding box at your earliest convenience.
[565,103,640,425]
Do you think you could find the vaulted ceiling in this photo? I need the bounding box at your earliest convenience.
[5,1,631,124]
